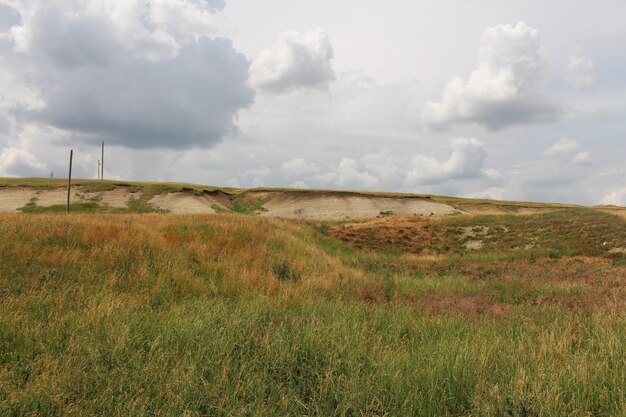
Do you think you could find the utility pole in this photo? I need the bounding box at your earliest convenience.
[97,160,101,180]
[101,141,104,180]
[66,149,73,213]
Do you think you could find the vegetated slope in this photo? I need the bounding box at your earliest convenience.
[330,208,626,256]
[0,210,625,416]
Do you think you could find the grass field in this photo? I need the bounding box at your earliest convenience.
[0,207,625,416]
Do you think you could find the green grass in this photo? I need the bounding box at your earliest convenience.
[443,208,626,257]
[0,203,625,415]
[2,298,623,416]
[18,202,102,213]
[230,196,269,214]
[331,208,626,260]
[0,177,241,195]
[17,197,165,214]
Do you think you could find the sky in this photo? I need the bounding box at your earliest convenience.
[0,0,625,205]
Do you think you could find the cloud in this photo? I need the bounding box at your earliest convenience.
[280,157,320,175]
[423,22,562,130]
[292,180,310,189]
[572,151,591,165]
[601,188,626,206]
[0,0,255,149]
[564,55,594,89]
[243,166,271,187]
[469,187,507,200]
[312,158,378,189]
[147,0,227,41]
[543,138,592,165]
[249,29,335,94]
[0,146,46,176]
[405,138,494,185]
[0,3,20,32]
[359,149,403,184]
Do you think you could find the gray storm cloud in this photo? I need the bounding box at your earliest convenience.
[0,0,254,149]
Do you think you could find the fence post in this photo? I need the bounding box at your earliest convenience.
[67,149,73,213]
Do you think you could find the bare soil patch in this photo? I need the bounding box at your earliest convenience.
[148,192,226,213]
[330,215,452,253]
[258,191,459,220]
[0,188,34,211]
[98,188,136,208]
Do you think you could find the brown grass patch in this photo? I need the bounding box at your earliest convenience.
[330,215,451,254]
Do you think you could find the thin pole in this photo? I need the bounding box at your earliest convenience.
[98,160,101,180]
[67,149,73,213]
[101,141,104,180]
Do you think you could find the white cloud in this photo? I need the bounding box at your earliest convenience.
[469,187,507,201]
[312,158,378,189]
[280,157,320,175]
[244,166,271,178]
[601,188,626,206]
[405,138,493,185]
[359,149,403,184]
[564,55,594,89]
[249,29,335,94]
[0,146,46,176]
[147,0,226,41]
[543,137,579,156]
[572,151,591,165]
[423,22,562,130]
[543,138,592,165]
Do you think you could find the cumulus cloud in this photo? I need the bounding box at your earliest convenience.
[543,138,592,165]
[469,187,507,201]
[312,158,378,189]
[280,157,320,175]
[423,22,562,130]
[601,188,626,206]
[0,146,46,176]
[242,166,271,187]
[405,138,494,185]
[572,151,591,165]
[0,0,254,149]
[564,55,594,89]
[360,149,403,185]
[147,0,227,41]
[249,29,335,94]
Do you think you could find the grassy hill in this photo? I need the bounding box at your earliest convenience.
[0,178,625,416]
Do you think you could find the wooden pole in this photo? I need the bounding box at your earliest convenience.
[67,149,73,213]
[101,141,104,180]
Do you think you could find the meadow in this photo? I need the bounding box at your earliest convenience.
[0,208,625,416]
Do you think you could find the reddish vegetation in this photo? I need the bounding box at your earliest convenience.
[330,215,450,253]
[330,214,625,315]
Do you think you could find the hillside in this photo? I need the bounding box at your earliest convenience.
[1,177,625,416]
[2,177,621,220]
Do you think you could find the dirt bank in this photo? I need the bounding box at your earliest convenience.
[256,191,460,220]
[148,192,227,214]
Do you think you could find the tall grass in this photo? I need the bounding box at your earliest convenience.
[0,213,624,416]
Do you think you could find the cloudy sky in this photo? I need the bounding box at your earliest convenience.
[0,0,625,205]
